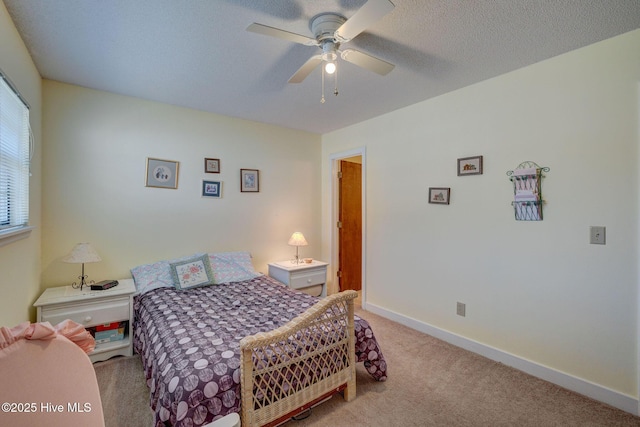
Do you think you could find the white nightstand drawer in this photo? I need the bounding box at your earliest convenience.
[41,298,129,327]
[289,270,326,290]
[268,261,328,297]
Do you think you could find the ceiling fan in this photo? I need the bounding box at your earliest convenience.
[247,0,395,84]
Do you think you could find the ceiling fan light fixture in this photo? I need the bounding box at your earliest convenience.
[321,51,337,61]
[321,40,338,61]
[324,61,336,74]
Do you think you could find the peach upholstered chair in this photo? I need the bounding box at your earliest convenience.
[0,320,105,427]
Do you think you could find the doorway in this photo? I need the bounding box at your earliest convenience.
[331,148,365,308]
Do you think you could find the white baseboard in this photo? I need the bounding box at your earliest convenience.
[364,303,639,415]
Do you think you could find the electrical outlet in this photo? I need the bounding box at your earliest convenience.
[456,302,466,317]
[590,226,606,245]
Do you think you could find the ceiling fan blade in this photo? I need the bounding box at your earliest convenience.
[246,23,317,46]
[340,49,395,76]
[335,0,394,42]
[288,55,323,83]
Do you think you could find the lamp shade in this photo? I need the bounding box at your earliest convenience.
[62,243,102,264]
[288,232,308,247]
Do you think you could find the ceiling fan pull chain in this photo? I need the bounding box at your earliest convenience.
[321,65,326,103]
[334,66,339,96]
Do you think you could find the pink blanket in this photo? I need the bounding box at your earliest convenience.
[0,319,95,354]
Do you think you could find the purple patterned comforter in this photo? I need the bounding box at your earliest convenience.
[133,274,387,427]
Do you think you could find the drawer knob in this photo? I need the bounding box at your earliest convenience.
[84,316,92,323]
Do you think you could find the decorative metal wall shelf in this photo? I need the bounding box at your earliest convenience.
[506,161,550,221]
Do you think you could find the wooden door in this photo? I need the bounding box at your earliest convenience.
[338,160,362,291]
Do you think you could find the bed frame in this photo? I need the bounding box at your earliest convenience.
[240,290,358,427]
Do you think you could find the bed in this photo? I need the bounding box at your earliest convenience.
[131,252,387,427]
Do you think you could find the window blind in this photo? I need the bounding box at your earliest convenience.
[0,71,30,232]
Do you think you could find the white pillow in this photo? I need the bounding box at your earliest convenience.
[208,251,260,284]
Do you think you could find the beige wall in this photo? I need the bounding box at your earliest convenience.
[0,1,42,325]
[322,30,640,401]
[41,81,321,287]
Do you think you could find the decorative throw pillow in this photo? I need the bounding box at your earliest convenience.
[170,254,215,290]
[208,251,260,284]
[131,253,205,295]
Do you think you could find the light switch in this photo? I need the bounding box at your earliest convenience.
[590,226,606,245]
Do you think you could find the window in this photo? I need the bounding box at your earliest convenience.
[0,69,31,245]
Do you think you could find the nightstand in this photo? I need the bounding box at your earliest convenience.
[268,260,328,297]
[33,278,136,363]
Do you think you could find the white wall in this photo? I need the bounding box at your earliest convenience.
[0,1,42,326]
[322,29,640,404]
[42,81,321,287]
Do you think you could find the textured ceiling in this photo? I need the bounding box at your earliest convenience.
[4,0,640,134]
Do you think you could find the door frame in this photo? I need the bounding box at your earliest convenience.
[330,147,366,309]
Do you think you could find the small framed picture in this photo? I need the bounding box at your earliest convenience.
[429,187,450,205]
[202,180,222,198]
[457,155,483,176]
[205,158,220,173]
[240,169,259,192]
[146,158,179,189]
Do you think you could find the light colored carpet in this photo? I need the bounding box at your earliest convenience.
[94,308,640,426]
[94,352,153,426]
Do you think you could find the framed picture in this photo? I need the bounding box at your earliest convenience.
[457,155,483,176]
[204,158,220,173]
[202,180,222,198]
[429,187,450,205]
[240,169,259,192]
[146,158,179,189]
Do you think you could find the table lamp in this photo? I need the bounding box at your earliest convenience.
[62,243,102,290]
[288,232,308,264]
